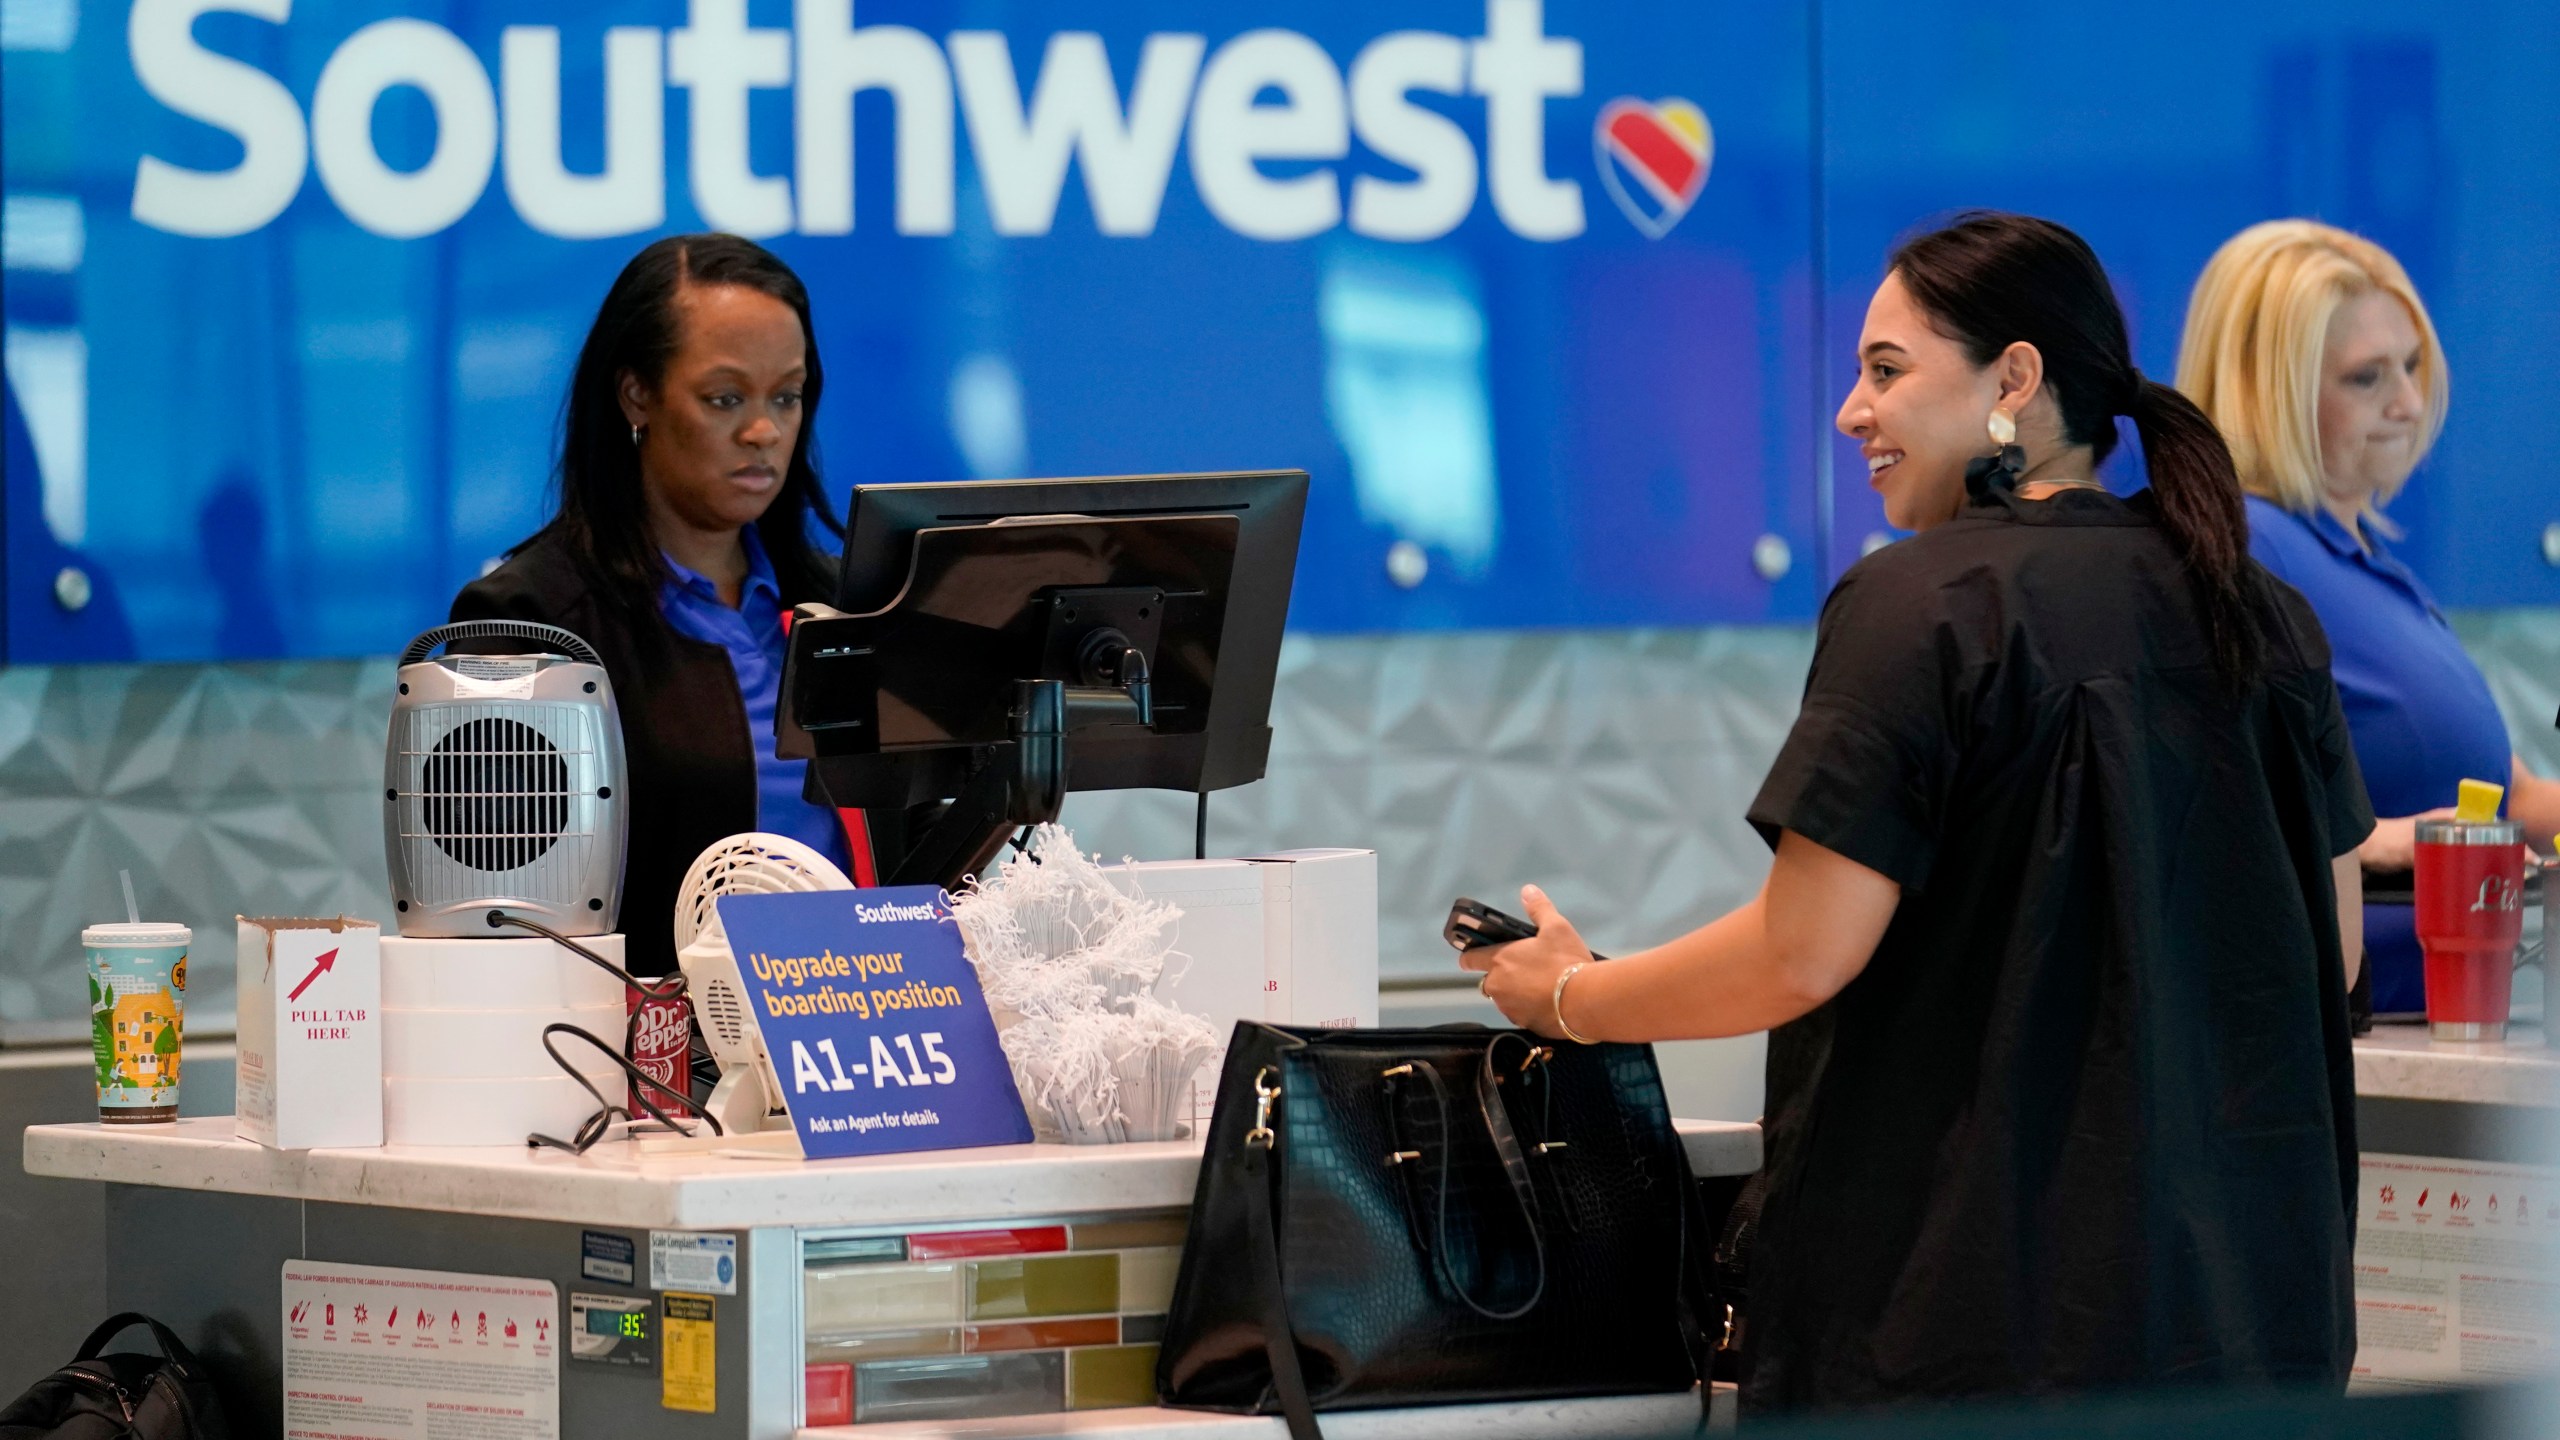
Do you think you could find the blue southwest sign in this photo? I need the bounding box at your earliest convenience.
[714,886,1031,1160]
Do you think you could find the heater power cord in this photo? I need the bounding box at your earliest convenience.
[482,909,687,999]
[482,910,720,1151]
[526,1023,724,1154]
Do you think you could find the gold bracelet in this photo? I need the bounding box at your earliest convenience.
[1552,962,1598,1045]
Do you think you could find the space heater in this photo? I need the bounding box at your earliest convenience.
[673,832,853,1136]
[384,621,625,935]
[377,620,634,1145]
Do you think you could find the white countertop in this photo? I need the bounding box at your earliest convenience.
[22,1116,1762,1230]
[807,1387,1734,1439]
[2352,1025,2559,1108]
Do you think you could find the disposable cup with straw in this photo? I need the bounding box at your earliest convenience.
[85,868,190,1123]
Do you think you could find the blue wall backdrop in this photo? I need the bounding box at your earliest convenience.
[1,0,2552,662]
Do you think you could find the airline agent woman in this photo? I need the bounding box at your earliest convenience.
[450,233,866,978]
[1466,214,2373,1410]
[2178,220,2560,1014]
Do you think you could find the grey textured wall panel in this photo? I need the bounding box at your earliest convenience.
[1059,625,1817,977]
[2457,610,2560,782]
[2,615,2554,1027]
[0,660,397,1031]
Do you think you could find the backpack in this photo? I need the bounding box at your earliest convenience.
[0,1315,228,1440]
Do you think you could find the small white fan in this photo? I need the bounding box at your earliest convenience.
[674,832,853,1135]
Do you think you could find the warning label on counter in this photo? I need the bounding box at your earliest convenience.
[2352,1153,2559,1391]
[281,1260,558,1439]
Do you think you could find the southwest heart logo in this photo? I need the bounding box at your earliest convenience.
[1595,97,1713,238]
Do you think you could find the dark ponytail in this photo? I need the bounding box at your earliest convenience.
[2122,378,2262,685]
[1891,212,2264,689]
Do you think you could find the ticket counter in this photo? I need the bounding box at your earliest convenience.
[22,1116,1760,1437]
[2349,1026,2560,1391]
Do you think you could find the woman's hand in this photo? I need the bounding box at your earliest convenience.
[1456,885,1594,1038]
[2360,809,2455,872]
[2509,755,2560,857]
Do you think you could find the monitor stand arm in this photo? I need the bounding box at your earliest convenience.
[885,660,1155,892]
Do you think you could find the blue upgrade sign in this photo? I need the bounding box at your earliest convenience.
[714,887,1031,1160]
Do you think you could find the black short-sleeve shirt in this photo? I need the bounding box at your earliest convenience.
[1741,484,2375,1411]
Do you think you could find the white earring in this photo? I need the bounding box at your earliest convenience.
[1987,410,2017,447]
[630,423,644,448]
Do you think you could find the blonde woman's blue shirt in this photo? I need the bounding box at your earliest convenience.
[2244,494,2510,1010]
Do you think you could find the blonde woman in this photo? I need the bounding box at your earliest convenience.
[2179,220,2560,1014]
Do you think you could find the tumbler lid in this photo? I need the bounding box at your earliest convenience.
[2454,778,2505,824]
[83,922,191,947]
[2416,818,2520,847]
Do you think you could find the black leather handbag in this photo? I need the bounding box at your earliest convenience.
[0,1314,229,1439]
[1157,1023,1725,1438]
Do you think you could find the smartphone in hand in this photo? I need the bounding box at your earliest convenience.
[1445,897,1539,951]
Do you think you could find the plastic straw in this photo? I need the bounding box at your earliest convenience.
[120,870,139,925]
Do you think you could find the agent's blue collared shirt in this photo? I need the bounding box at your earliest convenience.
[2246,495,2511,1011]
[657,529,851,873]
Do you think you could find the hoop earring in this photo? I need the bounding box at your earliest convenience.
[630,423,645,449]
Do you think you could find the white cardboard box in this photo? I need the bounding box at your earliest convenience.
[1105,859,1267,1130]
[1247,849,1379,1030]
[236,917,383,1149]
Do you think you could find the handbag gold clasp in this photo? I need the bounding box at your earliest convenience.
[1245,1066,1281,1150]
[1518,1045,1554,1074]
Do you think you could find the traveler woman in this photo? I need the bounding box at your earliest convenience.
[450,234,865,978]
[2177,219,2560,1014]
[1464,213,2372,1409]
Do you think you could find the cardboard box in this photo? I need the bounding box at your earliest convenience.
[1105,860,1267,1130]
[1246,850,1379,1030]
[237,917,383,1149]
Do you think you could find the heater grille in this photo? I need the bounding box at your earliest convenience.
[392,699,611,912]
[421,717,572,872]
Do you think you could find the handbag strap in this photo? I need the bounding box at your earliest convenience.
[1380,1051,1549,1322]
[75,1313,196,1370]
[1241,1074,1325,1440]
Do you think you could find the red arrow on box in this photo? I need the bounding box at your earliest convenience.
[287,948,339,1003]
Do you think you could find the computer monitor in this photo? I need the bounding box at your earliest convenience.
[778,470,1307,887]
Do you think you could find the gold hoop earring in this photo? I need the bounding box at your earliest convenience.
[1987,409,2017,447]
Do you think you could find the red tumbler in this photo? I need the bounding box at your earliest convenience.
[2414,807,2526,1043]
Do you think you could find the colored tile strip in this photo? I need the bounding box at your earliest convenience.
[1067,1214,1189,1251]
[853,1352,1066,1424]
[966,1254,1120,1320]
[804,1328,959,1365]
[806,1262,961,1333]
[805,1363,852,1427]
[1116,1247,1182,1314]
[804,1235,909,1266]
[964,1317,1119,1353]
[1067,1344,1163,1411]
[907,1226,1071,1261]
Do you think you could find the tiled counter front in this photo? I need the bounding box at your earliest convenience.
[802,1212,1191,1425]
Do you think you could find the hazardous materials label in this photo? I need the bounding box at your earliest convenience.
[281,1261,558,1440]
[2351,1153,2560,1391]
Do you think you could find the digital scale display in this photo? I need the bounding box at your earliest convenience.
[569,1292,653,1367]
[584,1307,648,1340]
